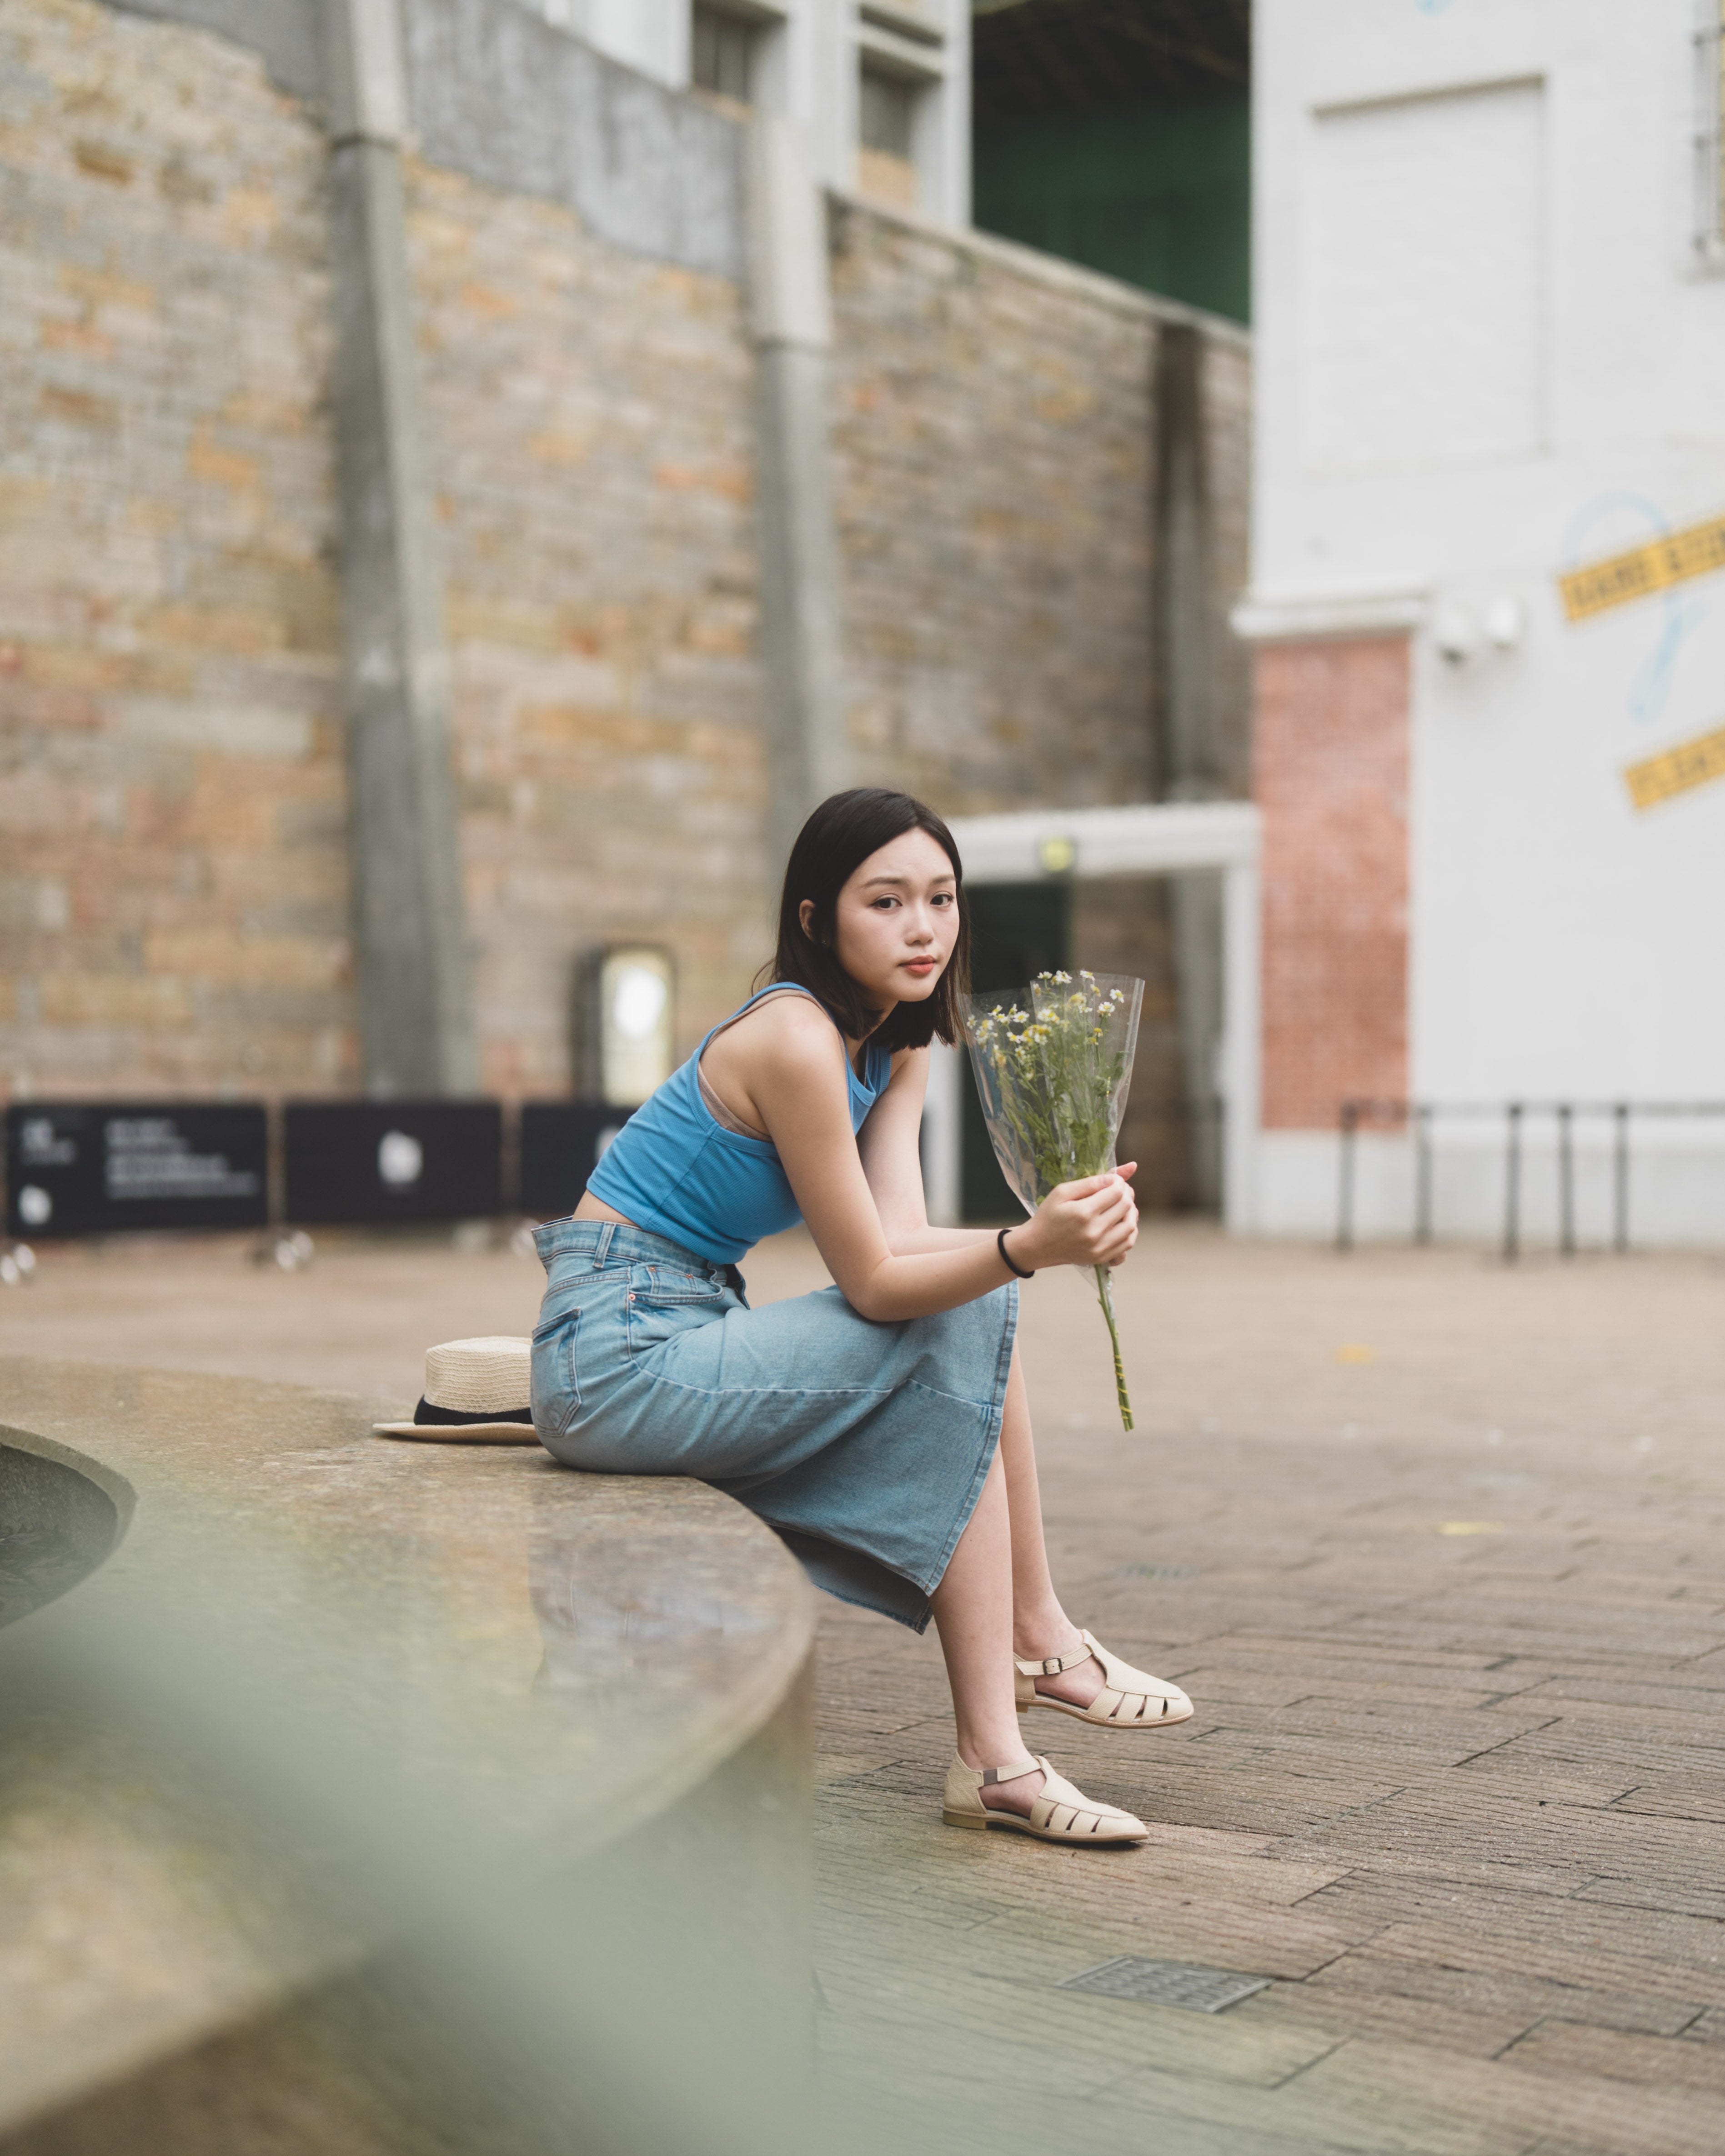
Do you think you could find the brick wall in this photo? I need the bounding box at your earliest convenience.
[404,158,766,1086]
[1255,635,1409,1130]
[0,0,349,1100]
[827,202,1161,815]
[0,0,1254,1159]
[828,207,1257,1207]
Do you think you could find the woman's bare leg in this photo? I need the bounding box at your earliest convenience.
[928,1447,1044,1815]
[930,1345,1105,1814]
[997,1342,1104,1711]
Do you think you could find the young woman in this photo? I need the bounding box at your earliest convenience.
[531,789,1192,1846]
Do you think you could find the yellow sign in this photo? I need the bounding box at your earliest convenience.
[1623,723,1725,811]
[1559,513,1725,621]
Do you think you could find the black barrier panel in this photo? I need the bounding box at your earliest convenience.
[283,1101,502,1225]
[5,1102,268,1239]
[519,1102,633,1222]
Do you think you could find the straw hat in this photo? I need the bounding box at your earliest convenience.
[373,1336,542,1445]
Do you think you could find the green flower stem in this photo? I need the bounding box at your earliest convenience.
[1093,1266,1133,1431]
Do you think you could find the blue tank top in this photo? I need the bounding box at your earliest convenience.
[585,985,894,1264]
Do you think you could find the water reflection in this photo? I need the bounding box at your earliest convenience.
[529,1486,777,1717]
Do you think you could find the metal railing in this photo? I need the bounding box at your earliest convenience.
[1336,1098,1725,1258]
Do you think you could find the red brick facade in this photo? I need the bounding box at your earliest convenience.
[1255,635,1409,1130]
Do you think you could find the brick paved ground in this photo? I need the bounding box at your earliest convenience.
[5,1223,1724,2153]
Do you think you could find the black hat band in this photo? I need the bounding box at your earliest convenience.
[412,1397,534,1427]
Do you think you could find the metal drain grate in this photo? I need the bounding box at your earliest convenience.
[1058,1958,1270,2012]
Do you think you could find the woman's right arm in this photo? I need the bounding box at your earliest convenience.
[752,1002,1136,1323]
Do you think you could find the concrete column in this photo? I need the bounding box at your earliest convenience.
[747,119,847,883]
[324,0,478,1095]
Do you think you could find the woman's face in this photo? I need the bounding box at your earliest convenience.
[803,828,961,1019]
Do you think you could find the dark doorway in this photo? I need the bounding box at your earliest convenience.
[961,880,1072,1223]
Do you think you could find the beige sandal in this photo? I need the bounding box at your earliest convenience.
[1016,1629,1193,1731]
[942,1752,1149,1845]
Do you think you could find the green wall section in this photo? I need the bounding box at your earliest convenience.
[973,96,1250,325]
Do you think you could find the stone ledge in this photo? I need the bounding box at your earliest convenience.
[0,1356,817,2148]
[1231,586,1431,643]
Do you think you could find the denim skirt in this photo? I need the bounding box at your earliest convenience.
[530,1217,1019,1633]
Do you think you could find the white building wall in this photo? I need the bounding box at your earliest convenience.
[1249,0,1725,1246]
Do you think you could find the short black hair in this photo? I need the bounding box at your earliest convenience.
[762,789,970,1050]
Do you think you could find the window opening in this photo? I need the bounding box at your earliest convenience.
[692,3,756,104]
[859,64,917,159]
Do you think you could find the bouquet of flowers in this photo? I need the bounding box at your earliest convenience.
[964,971,1144,1430]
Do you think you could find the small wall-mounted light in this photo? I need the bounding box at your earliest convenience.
[597,946,676,1107]
[1038,835,1078,875]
